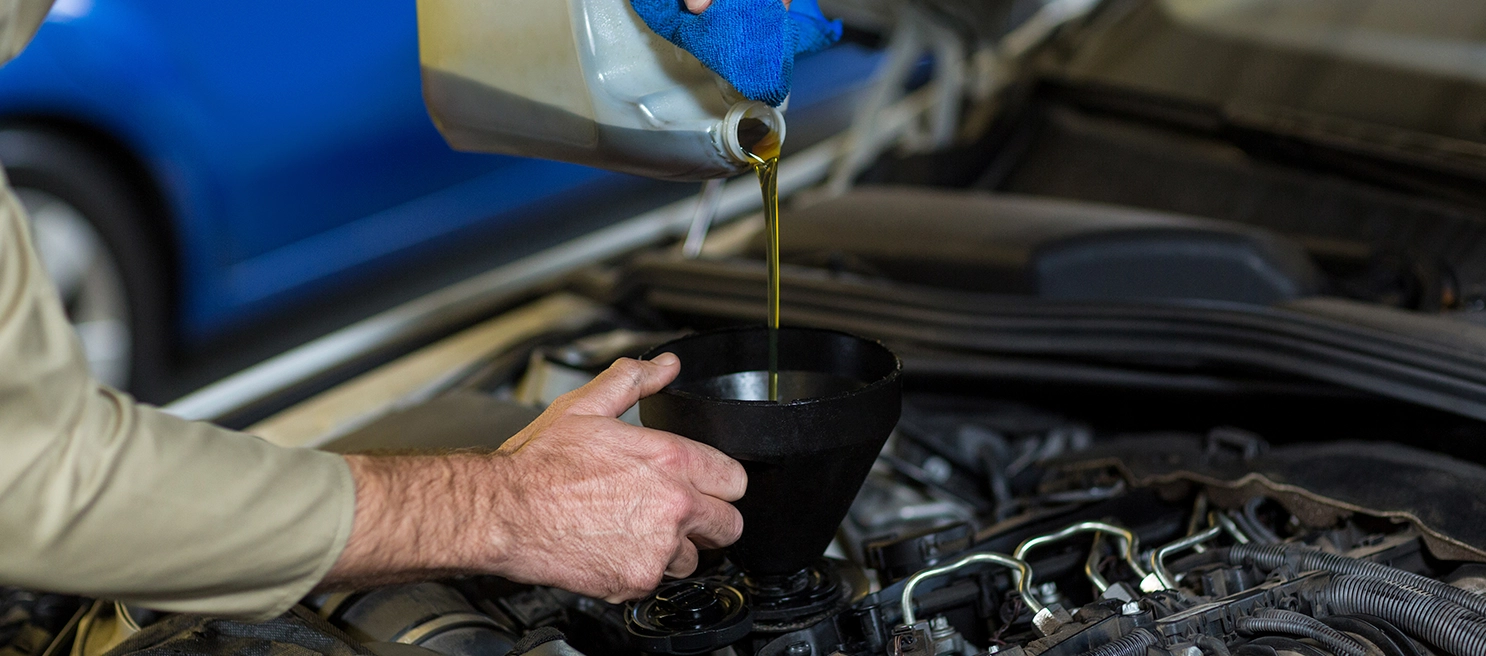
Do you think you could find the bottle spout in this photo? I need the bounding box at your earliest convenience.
[720,101,787,164]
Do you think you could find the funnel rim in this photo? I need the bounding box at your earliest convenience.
[642,325,902,408]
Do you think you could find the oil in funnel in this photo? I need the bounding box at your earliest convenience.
[639,326,902,578]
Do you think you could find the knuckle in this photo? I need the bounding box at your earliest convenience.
[549,389,589,414]
[610,358,646,387]
[661,487,694,524]
[654,439,689,470]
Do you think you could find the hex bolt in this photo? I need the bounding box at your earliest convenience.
[928,615,958,643]
[785,642,812,656]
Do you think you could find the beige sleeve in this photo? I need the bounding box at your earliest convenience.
[0,172,357,621]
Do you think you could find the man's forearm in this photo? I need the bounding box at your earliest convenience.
[321,453,511,590]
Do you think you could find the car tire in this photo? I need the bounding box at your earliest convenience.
[0,128,172,400]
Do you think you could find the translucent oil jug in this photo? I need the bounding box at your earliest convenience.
[418,0,785,181]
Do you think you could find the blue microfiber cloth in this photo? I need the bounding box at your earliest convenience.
[630,0,843,107]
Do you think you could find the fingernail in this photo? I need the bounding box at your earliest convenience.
[651,352,679,367]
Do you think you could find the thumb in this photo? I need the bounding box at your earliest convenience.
[565,354,681,418]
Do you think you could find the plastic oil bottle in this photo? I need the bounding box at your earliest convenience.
[417,0,786,181]
[419,0,789,399]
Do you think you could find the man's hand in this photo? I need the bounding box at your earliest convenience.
[684,0,789,16]
[628,0,840,107]
[321,354,747,603]
[488,353,746,600]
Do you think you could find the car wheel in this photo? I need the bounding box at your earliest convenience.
[0,128,171,399]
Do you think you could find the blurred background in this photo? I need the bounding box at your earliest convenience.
[0,0,888,403]
[22,0,1473,412]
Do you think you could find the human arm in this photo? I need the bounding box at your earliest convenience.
[0,0,740,618]
[0,175,356,621]
[321,354,747,603]
[0,157,744,615]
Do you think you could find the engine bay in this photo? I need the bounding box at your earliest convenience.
[27,185,1486,656]
[281,181,1486,656]
[300,382,1486,656]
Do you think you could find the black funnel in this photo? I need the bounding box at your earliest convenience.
[639,327,901,577]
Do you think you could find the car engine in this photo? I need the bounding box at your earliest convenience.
[10,180,1486,656]
[287,380,1486,656]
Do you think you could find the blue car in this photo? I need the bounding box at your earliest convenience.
[0,0,880,399]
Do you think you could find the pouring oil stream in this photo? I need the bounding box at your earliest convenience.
[739,118,783,401]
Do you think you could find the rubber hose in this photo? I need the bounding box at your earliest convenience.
[1194,634,1233,656]
[1322,574,1486,656]
[1235,636,1329,656]
[1228,544,1486,617]
[1082,628,1158,656]
[1240,498,1281,544]
[1237,609,1368,656]
[1169,546,1233,574]
[1318,615,1407,656]
[1347,614,1428,656]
